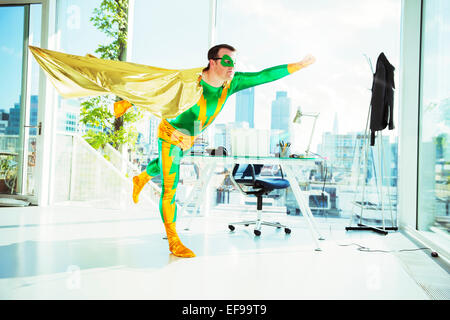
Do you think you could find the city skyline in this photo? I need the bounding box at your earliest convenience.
[0,86,404,156]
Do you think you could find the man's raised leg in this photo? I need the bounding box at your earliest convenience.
[132,158,159,203]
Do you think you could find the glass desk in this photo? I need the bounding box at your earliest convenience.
[181,154,325,251]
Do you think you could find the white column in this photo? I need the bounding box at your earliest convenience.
[208,0,217,48]
[36,0,58,206]
[18,5,31,195]
[397,0,422,229]
[126,0,134,61]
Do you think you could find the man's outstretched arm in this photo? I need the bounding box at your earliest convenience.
[229,54,316,94]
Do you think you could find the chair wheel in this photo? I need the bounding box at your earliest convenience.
[244,224,249,227]
[285,228,291,234]
[254,229,261,236]
[228,225,235,231]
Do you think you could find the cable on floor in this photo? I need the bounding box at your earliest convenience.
[337,242,436,255]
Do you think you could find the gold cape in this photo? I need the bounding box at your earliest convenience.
[29,46,204,119]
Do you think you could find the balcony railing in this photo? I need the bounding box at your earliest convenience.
[52,132,159,211]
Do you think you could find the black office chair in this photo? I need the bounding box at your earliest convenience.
[228,164,291,236]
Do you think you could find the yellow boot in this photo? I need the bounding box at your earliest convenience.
[114,100,133,118]
[164,222,195,258]
[132,171,151,203]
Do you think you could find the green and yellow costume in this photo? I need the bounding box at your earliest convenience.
[29,46,302,258]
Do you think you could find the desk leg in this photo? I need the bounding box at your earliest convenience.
[180,162,216,231]
[290,165,325,239]
[191,162,216,216]
[178,180,199,219]
[282,165,324,251]
[284,165,324,238]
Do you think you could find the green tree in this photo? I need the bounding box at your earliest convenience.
[80,0,142,151]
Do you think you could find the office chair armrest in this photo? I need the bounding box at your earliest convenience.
[230,164,259,196]
[228,168,248,196]
[249,164,257,184]
[279,165,284,179]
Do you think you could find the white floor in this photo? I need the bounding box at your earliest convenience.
[0,205,448,300]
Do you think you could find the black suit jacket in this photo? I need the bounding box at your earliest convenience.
[370,52,395,146]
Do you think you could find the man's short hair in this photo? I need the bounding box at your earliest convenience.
[203,44,236,71]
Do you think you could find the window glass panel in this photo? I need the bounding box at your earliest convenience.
[56,0,108,55]
[132,0,209,68]
[418,0,450,245]
[0,6,24,195]
[51,1,210,207]
[25,4,42,196]
[131,0,210,160]
[54,0,107,137]
[53,0,114,204]
[215,0,401,223]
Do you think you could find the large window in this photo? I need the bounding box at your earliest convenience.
[132,0,209,69]
[131,0,210,159]
[54,0,107,136]
[0,4,41,200]
[418,0,450,243]
[214,0,402,222]
[50,0,211,206]
[52,0,109,204]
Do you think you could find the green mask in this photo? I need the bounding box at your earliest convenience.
[219,54,235,67]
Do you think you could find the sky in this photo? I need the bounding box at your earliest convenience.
[0,6,24,112]
[0,4,41,112]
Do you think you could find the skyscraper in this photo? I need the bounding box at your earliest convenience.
[5,102,20,135]
[6,95,38,135]
[235,87,254,128]
[333,112,339,135]
[270,91,291,153]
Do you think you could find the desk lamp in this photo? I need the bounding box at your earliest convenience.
[292,106,320,156]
